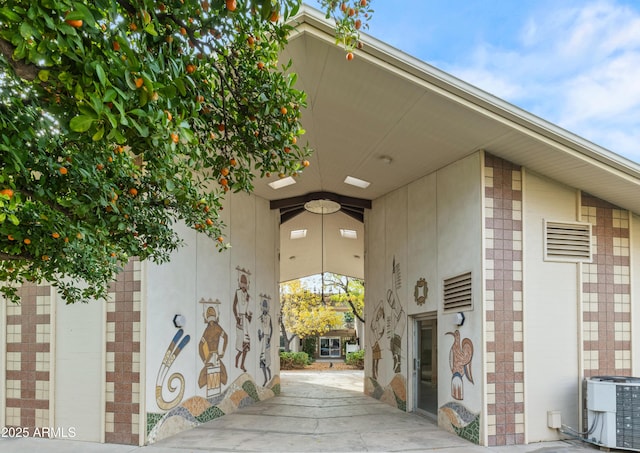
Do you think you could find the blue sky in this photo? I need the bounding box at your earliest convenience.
[307,0,640,163]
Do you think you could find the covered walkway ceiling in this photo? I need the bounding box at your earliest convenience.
[266,7,640,282]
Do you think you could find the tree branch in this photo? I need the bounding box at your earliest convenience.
[0,251,33,261]
[0,38,39,81]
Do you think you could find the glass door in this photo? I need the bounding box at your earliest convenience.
[416,318,438,415]
[320,337,341,357]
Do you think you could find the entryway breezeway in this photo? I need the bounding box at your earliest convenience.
[2,370,598,452]
[149,370,482,452]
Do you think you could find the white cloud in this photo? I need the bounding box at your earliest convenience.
[440,0,640,161]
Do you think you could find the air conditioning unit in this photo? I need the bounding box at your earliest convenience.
[586,376,640,451]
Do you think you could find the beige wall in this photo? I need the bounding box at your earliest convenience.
[522,172,581,442]
[54,294,104,441]
[364,153,483,426]
[145,192,280,436]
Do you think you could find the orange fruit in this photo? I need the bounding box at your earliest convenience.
[165,110,173,121]
[59,166,68,175]
[284,147,291,153]
[257,61,265,70]
[226,0,237,11]
[291,136,297,145]
[76,233,83,239]
[129,188,138,196]
[221,167,230,176]
[23,238,31,245]
[180,27,187,36]
[346,52,354,61]
[170,133,179,144]
[42,255,50,261]
[230,158,237,166]
[360,0,367,6]
[65,19,83,28]
[205,218,213,226]
[302,160,310,167]
[0,188,14,199]
[340,2,347,12]
[217,123,225,132]
[52,232,60,239]
[217,236,224,243]
[280,106,287,115]
[202,1,210,12]
[348,8,355,17]
[113,41,121,51]
[186,63,196,74]
[135,78,144,88]
[96,163,104,171]
[355,19,362,30]
[270,11,279,22]
[247,36,255,47]
[115,145,124,154]
[7,235,14,241]
[219,178,228,186]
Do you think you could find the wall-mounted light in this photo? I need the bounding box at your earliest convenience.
[455,312,465,327]
[173,314,186,328]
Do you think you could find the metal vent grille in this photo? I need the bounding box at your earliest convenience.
[443,272,472,312]
[616,384,640,449]
[545,221,592,262]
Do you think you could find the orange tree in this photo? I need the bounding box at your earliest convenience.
[0,0,373,304]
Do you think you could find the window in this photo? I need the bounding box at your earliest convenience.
[319,337,341,357]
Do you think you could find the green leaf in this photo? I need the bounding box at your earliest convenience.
[69,115,95,132]
[0,7,21,22]
[96,64,106,86]
[9,214,19,225]
[38,70,50,82]
[92,126,105,141]
[144,23,158,36]
[0,213,5,223]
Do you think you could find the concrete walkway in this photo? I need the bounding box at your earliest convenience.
[0,370,600,452]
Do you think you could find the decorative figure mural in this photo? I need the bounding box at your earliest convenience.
[439,401,481,445]
[234,267,252,372]
[446,329,474,400]
[386,257,406,374]
[257,294,273,386]
[414,278,428,306]
[198,298,228,397]
[370,301,385,380]
[155,328,190,410]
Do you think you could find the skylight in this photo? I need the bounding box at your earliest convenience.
[344,176,370,189]
[268,176,296,190]
[340,229,357,239]
[290,229,307,239]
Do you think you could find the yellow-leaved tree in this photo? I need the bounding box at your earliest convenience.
[279,278,342,352]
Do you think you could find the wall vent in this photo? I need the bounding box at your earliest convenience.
[443,272,472,312]
[544,220,592,262]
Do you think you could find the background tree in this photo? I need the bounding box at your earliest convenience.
[325,273,364,323]
[0,0,372,304]
[279,278,342,351]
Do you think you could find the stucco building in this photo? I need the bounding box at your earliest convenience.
[2,7,640,449]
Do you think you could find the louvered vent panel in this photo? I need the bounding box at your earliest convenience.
[545,221,592,261]
[443,272,472,312]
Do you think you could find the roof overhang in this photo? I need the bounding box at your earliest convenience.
[271,6,640,282]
